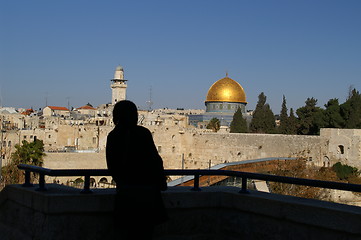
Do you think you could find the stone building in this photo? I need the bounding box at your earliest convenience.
[74,105,97,117]
[43,106,70,117]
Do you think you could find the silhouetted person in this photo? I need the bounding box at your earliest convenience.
[106,100,168,240]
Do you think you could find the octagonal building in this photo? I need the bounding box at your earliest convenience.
[189,74,248,128]
[205,74,247,114]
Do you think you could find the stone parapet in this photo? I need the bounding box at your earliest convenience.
[0,185,361,239]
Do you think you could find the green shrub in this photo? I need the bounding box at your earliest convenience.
[332,162,358,180]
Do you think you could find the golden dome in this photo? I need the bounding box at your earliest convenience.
[206,76,247,103]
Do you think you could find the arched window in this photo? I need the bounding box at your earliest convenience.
[99,177,109,188]
[338,145,345,154]
[99,177,108,183]
[90,178,96,187]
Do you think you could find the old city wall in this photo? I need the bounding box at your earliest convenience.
[321,128,361,168]
[149,126,325,169]
[43,151,108,184]
[5,125,361,185]
[38,126,326,185]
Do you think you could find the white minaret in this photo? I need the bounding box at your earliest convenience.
[111,65,127,104]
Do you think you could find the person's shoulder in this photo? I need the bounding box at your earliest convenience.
[106,128,117,140]
[134,126,153,138]
[108,127,118,135]
[135,125,152,134]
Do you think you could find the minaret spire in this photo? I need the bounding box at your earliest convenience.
[111,65,128,105]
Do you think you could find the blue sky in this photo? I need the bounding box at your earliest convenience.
[1,0,360,113]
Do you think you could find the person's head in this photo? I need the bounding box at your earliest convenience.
[112,100,138,126]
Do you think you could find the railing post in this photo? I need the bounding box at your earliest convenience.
[239,176,249,194]
[36,173,47,191]
[191,174,201,191]
[81,175,92,194]
[22,171,33,187]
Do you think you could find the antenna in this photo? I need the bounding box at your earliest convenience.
[146,86,153,111]
[45,92,48,107]
[66,97,70,110]
[0,84,3,108]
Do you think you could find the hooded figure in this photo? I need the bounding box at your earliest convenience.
[106,100,168,239]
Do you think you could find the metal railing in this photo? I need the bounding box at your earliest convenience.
[17,164,361,194]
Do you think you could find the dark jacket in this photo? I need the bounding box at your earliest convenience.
[106,125,168,226]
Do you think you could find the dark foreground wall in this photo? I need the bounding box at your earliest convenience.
[0,184,361,240]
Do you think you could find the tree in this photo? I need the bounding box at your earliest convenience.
[206,118,220,132]
[230,108,248,133]
[250,92,276,133]
[340,88,361,129]
[278,95,289,134]
[296,98,325,135]
[287,108,298,135]
[2,139,46,185]
[323,98,344,128]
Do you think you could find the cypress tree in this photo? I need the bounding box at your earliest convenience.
[340,89,361,129]
[250,92,276,133]
[279,95,289,134]
[206,118,220,132]
[230,107,248,133]
[288,108,298,135]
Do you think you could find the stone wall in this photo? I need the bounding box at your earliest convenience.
[321,128,361,168]
[3,127,361,185]
[0,185,360,240]
[150,126,324,169]
[43,151,109,185]
[38,126,325,185]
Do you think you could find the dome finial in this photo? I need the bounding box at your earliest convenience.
[225,71,228,77]
[115,65,123,71]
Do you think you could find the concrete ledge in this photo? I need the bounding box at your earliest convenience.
[0,184,361,239]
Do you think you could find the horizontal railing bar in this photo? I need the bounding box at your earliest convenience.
[18,164,109,176]
[17,164,361,193]
[166,169,361,193]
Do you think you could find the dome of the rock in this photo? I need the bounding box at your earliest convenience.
[205,76,247,103]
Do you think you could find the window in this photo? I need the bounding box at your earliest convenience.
[93,137,97,144]
[338,145,345,154]
[157,146,162,153]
